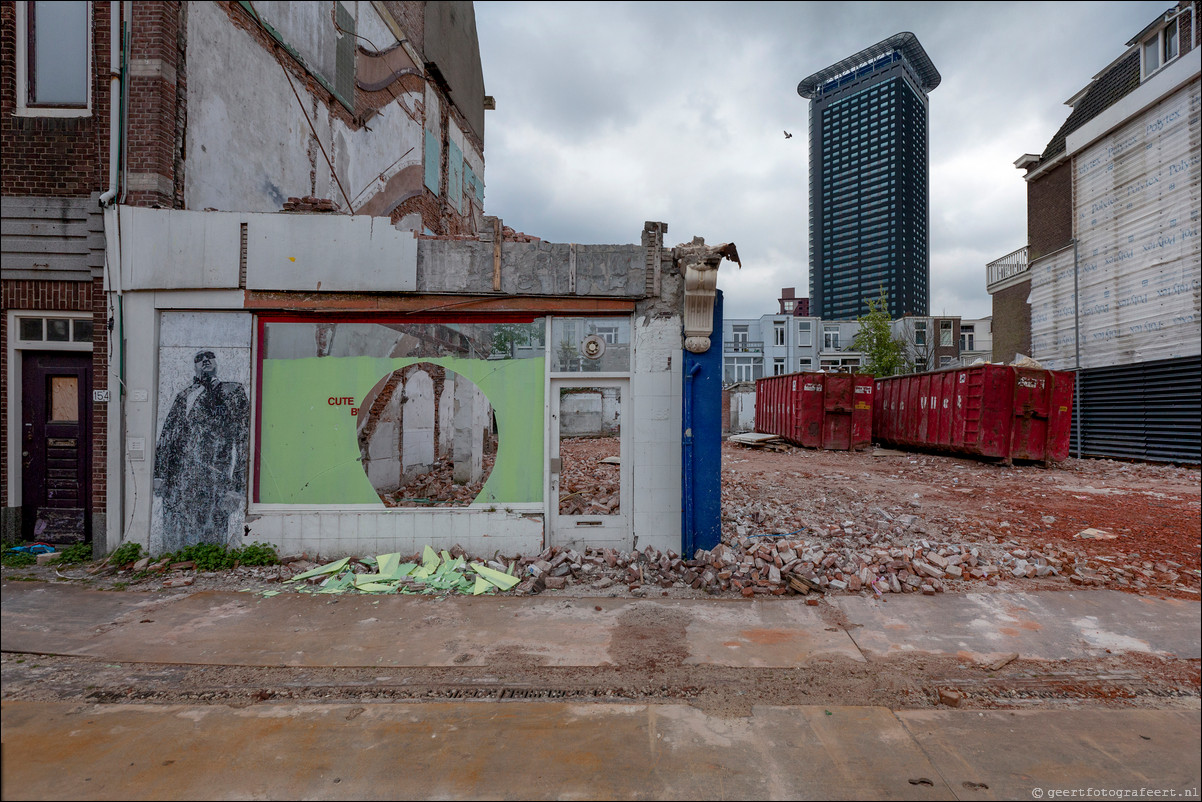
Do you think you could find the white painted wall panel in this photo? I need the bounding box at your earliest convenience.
[185,2,315,212]
[630,315,683,554]
[1029,82,1201,370]
[244,213,417,291]
[120,208,242,290]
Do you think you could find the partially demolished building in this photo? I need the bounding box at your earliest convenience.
[3,1,731,559]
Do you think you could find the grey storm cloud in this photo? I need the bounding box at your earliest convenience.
[475,0,1173,320]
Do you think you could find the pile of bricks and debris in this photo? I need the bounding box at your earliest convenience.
[281,195,341,213]
[81,531,1194,599]
[380,455,495,507]
[214,529,1190,599]
[557,438,620,516]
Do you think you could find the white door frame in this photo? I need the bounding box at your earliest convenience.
[547,377,631,550]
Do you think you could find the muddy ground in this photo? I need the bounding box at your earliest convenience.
[3,442,1198,712]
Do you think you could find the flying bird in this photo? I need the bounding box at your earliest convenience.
[784,130,793,139]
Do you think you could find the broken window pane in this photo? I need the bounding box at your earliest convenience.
[557,386,620,515]
[551,317,630,373]
[257,319,544,506]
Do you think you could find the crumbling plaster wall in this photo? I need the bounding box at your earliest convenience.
[629,313,684,555]
[418,239,647,297]
[184,2,423,217]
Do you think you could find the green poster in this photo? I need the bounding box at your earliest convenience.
[258,356,544,505]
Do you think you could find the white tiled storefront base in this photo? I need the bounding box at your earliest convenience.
[245,507,544,559]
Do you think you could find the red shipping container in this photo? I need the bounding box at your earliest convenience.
[872,365,1075,464]
[755,372,873,451]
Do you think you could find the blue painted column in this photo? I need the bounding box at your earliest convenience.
[682,289,723,557]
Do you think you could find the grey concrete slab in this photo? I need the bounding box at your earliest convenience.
[0,582,188,655]
[752,706,954,800]
[1,585,861,668]
[684,599,865,666]
[0,701,952,801]
[898,709,1202,799]
[833,591,1201,662]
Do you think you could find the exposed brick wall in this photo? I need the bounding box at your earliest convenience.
[1179,2,1196,54]
[0,1,112,196]
[380,0,425,61]
[123,1,183,208]
[90,277,108,510]
[991,280,1033,364]
[1027,161,1073,261]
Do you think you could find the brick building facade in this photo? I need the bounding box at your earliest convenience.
[2,1,114,542]
[999,0,1201,462]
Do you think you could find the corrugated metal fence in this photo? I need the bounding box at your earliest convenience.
[1071,355,1201,464]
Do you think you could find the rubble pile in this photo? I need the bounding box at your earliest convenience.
[558,438,620,516]
[255,535,1181,599]
[380,455,495,507]
[99,441,1196,599]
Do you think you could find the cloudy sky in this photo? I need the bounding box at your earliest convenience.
[473,0,1174,321]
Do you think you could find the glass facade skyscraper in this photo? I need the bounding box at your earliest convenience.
[798,33,940,320]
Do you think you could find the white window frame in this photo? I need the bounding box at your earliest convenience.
[1141,16,1181,80]
[797,321,812,347]
[14,1,93,118]
[773,321,786,346]
[940,320,953,347]
[594,324,620,345]
[960,325,975,352]
[773,357,786,376]
[725,356,761,383]
[823,325,840,351]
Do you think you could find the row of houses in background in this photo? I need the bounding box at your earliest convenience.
[987,0,1200,464]
[722,287,992,383]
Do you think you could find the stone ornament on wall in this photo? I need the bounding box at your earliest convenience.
[676,237,740,353]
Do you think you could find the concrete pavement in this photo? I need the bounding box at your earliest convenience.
[1,582,1199,800]
[2,583,1198,668]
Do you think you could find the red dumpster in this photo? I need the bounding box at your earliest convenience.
[872,365,1074,464]
[755,372,873,451]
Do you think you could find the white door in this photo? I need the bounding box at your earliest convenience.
[548,378,630,550]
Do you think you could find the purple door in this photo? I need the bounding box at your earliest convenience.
[21,352,92,543]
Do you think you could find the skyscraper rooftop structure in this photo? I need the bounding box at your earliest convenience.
[798,32,940,320]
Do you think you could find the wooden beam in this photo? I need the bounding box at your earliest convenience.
[242,291,636,315]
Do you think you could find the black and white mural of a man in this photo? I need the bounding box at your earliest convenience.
[153,349,249,551]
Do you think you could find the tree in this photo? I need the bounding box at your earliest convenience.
[852,288,911,377]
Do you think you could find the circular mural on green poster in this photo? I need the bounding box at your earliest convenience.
[356,362,495,506]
